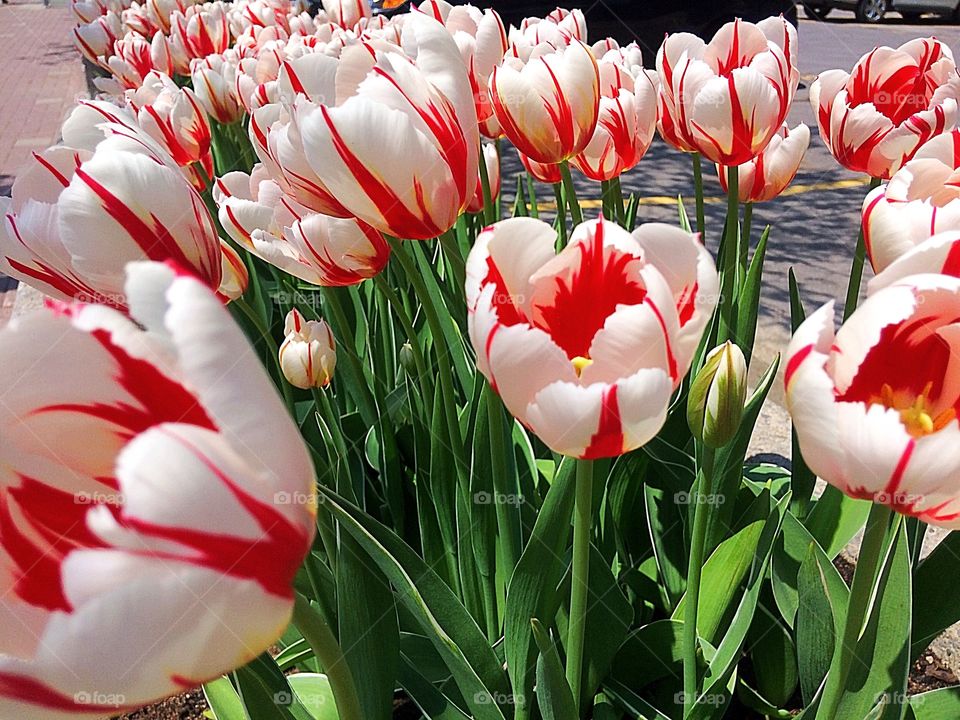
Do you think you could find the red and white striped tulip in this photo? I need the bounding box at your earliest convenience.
[811,38,960,180]
[466,142,500,214]
[191,54,246,124]
[295,14,479,239]
[73,12,122,67]
[279,308,337,388]
[466,216,719,458]
[126,72,214,191]
[170,3,231,68]
[105,33,175,93]
[0,262,315,717]
[717,122,810,203]
[572,46,658,181]
[657,17,798,164]
[145,0,194,33]
[217,238,249,301]
[490,40,599,164]
[321,0,370,29]
[441,3,507,140]
[867,233,960,297]
[863,128,960,272]
[0,116,221,309]
[214,166,389,286]
[519,151,562,184]
[786,274,960,527]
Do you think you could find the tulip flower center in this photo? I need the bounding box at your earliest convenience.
[532,223,647,361]
[572,355,593,376]
[877,382,957,438]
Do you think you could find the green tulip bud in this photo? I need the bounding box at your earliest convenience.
[399,342,417,375]
[687,341,747,448]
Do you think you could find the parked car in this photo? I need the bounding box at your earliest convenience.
[802,0,959,23]
[491,0,797,57]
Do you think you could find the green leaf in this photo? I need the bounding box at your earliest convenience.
[531,619,578,720]
[398,655,471,720]
[832,523,912,720]
[907,686,960,719]
[795,542,848,706]
[204,677,249,720]
[748,603,798,707]
[672,520,765,644]
[644,485,687,611]
[803,485,871,559]
[235,655,315,720]
[336,535,399,720]
[677,196,692,232]
[735,225,769,366]
[317,487,510,720]
[287,674,340,720]
[911,530,960,659]
[504,458,577,719]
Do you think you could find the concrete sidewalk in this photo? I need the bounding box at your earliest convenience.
[0,0,86,326]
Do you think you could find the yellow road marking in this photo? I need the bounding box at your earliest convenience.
[535,176,873,211]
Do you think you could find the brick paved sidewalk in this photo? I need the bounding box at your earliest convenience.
[0,0,87,326]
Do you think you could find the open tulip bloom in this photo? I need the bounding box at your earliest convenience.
[466,217,718,458]
[811,38,960,180]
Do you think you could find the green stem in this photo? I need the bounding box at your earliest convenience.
[683,446,715,718]
[611,175,625,226]
[843,176,883,321]
[559,160,583,226]
[718,165,740,343]
[320,287,379,427]
[819,503,894,720]
[478,144,497,226]
[292,595,364,720]
[371,273,430,406]
[741,202,753,276]
[388,237,466,473]
[692,153,706,240]
[566,458,594,714]
[553,183,568,246]
[485,386,522,578]
[600,179,615,222]
[232,296,295,413]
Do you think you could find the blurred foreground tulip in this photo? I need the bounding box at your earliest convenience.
[786,274,960,527]
[811,38,960,180]
[279,308,337,388]
[0,113,222,309]
[717,123,810,203]
[657,17,798,164]
[863,128,960,271]
[466,217,718,458]
[0,262,315,717]
[214,166,389,285]
[489,40,599,164]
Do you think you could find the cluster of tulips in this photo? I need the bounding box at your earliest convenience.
[5,0,960,718]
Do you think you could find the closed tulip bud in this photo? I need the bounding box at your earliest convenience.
[279,308,337,389]
[399,341,417,374]
[687,342,747,448]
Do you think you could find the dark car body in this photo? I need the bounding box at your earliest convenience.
[490,0,798,57]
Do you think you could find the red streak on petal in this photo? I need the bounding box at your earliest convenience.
[784,343,814,389]
[582,384,624,459]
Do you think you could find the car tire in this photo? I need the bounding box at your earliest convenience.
[803,3,832,19]
[855,0,887,21]
[899,10,922,20]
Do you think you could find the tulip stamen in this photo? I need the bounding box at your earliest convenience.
[572,356,593,376]
[877,382,955,438]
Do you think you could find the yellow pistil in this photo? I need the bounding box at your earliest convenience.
[572,356,593,377]
[877,382,956,438]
